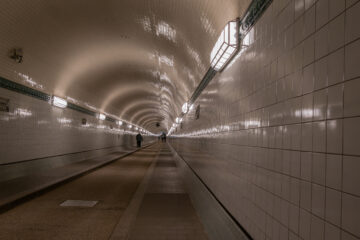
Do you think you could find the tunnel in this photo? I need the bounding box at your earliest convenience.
[0,0,360,239]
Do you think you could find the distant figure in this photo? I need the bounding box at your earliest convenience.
[136,132,143,147]
[161,133,167,142]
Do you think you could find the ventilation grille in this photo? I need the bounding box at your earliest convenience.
[67,102,96,117]
[0,76,50,102]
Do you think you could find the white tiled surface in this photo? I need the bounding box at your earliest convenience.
[170,0,360,239]
[0,88,145,164]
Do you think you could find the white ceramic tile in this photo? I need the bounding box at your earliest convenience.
[325,188,342,226]
[312,153,326,185]
[302,93,314,122]
[344,78,360,117]
[305,0,316,10]
[315,57,328,90]
[343,155,360,196]
[303,34,315,66]
[345,39,360,80]
[289,203,300,233]
[327,84,343,119]
[315,24,329,59]
[327,48,345,86]
[345,1,360,43]
[310,215,325,240]
[312,121,326,152]
[342,193,360,237]
[329,0,345,20]
[295,0,305,19]
[326,154,342,190]
[313,89,327,120]
[300,180,312,211]
[329,17,344,57]
[341,231,359,240]
[324,222,341,240]
[312,183,326,218]
[344,117,360,155]
[299,208,311,240]
[316,0,329,29]
[301,151,312,181]
[304,64,315,94]
[326,119,343,154]
[304,5,316,37]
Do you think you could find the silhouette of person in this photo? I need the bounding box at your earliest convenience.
[136,132,143,147]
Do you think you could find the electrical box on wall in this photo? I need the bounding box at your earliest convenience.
[0,97,10,112]
[195,105,200,119]
[81,118,87,125]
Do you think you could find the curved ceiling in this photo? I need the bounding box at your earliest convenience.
[0,0,251,132]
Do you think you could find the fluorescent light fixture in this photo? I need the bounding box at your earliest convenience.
[182,102,188,113]
[52,96,67,108]
[135,127,138,130]
[128,124,132,128]
[117,120,123,126]
[189,104,194,111]
[176,117,180,123]
[98,113,106,120]
[210,19,239,71]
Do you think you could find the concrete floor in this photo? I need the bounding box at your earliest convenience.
[0,143,208,240]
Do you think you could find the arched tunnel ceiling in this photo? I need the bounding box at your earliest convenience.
[0,0,251,133]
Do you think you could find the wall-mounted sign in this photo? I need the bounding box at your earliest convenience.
[0,97,9,112]
[195,105,200,119]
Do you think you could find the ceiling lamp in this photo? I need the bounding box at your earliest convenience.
[98,113,106,120]
[210,19,239,71]
[52,96,67,108]
[128,124,132,129]
[182,102,188,113]
[117,120,123,126]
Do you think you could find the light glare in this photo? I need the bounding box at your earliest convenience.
[210,19,239,71]
[53,96,67,108]
[99,113,106,120]
[182,102,188,113]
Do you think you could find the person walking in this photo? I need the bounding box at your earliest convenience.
[136,132,143,147]
[161,133,166,142]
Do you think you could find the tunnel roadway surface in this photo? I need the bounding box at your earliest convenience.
[0,143,208,240]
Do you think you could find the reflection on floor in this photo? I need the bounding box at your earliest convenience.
[0,143,208,240]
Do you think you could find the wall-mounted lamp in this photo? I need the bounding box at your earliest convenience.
[52,96,67,108]
[210,19,239,71]
[182,102,188,114]
[98,113,106,120]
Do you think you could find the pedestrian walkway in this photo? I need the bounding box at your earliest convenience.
[0,143,208,240]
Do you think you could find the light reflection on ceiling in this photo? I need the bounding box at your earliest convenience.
[0,0,251,132]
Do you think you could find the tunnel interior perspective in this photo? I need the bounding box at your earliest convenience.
[1,0,360,239]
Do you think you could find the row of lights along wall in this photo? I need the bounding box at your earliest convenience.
[168,18,240,135]
[52,95,150,134]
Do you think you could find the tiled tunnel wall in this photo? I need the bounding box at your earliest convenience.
[170,0,360,239]
[0,87,153,165]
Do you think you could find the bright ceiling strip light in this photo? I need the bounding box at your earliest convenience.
[99,113,106,120]
[210,19,239,71]
[182,102,188,113]
[52,96,67,108]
